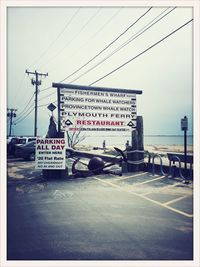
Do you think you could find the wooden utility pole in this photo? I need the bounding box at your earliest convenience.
[128,116,144,172]
[25,70,48,136]
[7,108,17,136]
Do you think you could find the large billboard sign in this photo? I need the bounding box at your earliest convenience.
[58,87,138,132]
[35,138,66,169]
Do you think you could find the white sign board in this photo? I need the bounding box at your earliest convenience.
[59,88,137,132]
[35,138,66,169]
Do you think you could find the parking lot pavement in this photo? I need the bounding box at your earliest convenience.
[7,158,193,260]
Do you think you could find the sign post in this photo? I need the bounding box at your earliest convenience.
[40,104,68,179]
[181,116,188,170]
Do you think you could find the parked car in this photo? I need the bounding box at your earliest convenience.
[17,137,36,145]
[7,137,21,155]
[14,137,36,156]
[15,141,36,160]
[7,136,14,145]
[8,136,36,155]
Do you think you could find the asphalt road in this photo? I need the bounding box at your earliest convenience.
[7,158,193,260]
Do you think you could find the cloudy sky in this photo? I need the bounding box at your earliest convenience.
[6,3,193,138]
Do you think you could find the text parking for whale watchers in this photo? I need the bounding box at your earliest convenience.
[53,84,142,132]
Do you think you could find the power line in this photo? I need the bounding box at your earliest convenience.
[16,93,35,118]
[15,18,193,125]
[27,10,192,110]
[14,104,34,123]
[48,7,123,74]
[12,74,26,107]
[39,7,152,93]
[16,96,57,125]
[40,85,52,92]
[39,91,56,102]
[14,102,35,123]
[83,7,123,46]
[39,9,102,93]
[41,7,170,90]
[39,8,101,70]
[28,8,81,70]
[60,7,153,83]
[14,99,57,125]
[15,101,58,124]
[69,7,176,84]
[14,107,35,125]
[38,100,57,108]
[89,18,193,86]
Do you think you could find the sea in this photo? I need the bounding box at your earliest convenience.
[79,134,193,147]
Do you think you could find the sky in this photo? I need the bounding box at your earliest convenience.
[5,3,193,138]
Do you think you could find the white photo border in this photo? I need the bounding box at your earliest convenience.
[1,1,199,267]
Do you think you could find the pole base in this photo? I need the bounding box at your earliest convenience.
[42,169,69,179]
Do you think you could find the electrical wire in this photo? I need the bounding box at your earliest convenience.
[89,18,193,86]
[39,7,152,93]
[16,93,35,117]
[28,8,81,70]
[40,85,52,92]
[38,100,57,108]
[69,7,176,84]
[15,17,192,125]
[16,89,57,123]
[39,6,172,93]
[39,8,101,70]
[14,103,34,123]
[11,73,26,107]
[14,106,35,125]
[60,7,153,83]
[38,91,56,102]
[48,7,123,74]
[14,93,56,124]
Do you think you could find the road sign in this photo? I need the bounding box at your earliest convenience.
[47,103,57,112]
[181,116,188,131]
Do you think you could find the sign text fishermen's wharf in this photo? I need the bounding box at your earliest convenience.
[53,83,142,132]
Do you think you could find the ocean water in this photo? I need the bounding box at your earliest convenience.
[79,134,193,147]
[144,135,193,146]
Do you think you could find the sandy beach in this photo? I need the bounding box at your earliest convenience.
[75,144,193,155]
[144,144,193,154]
